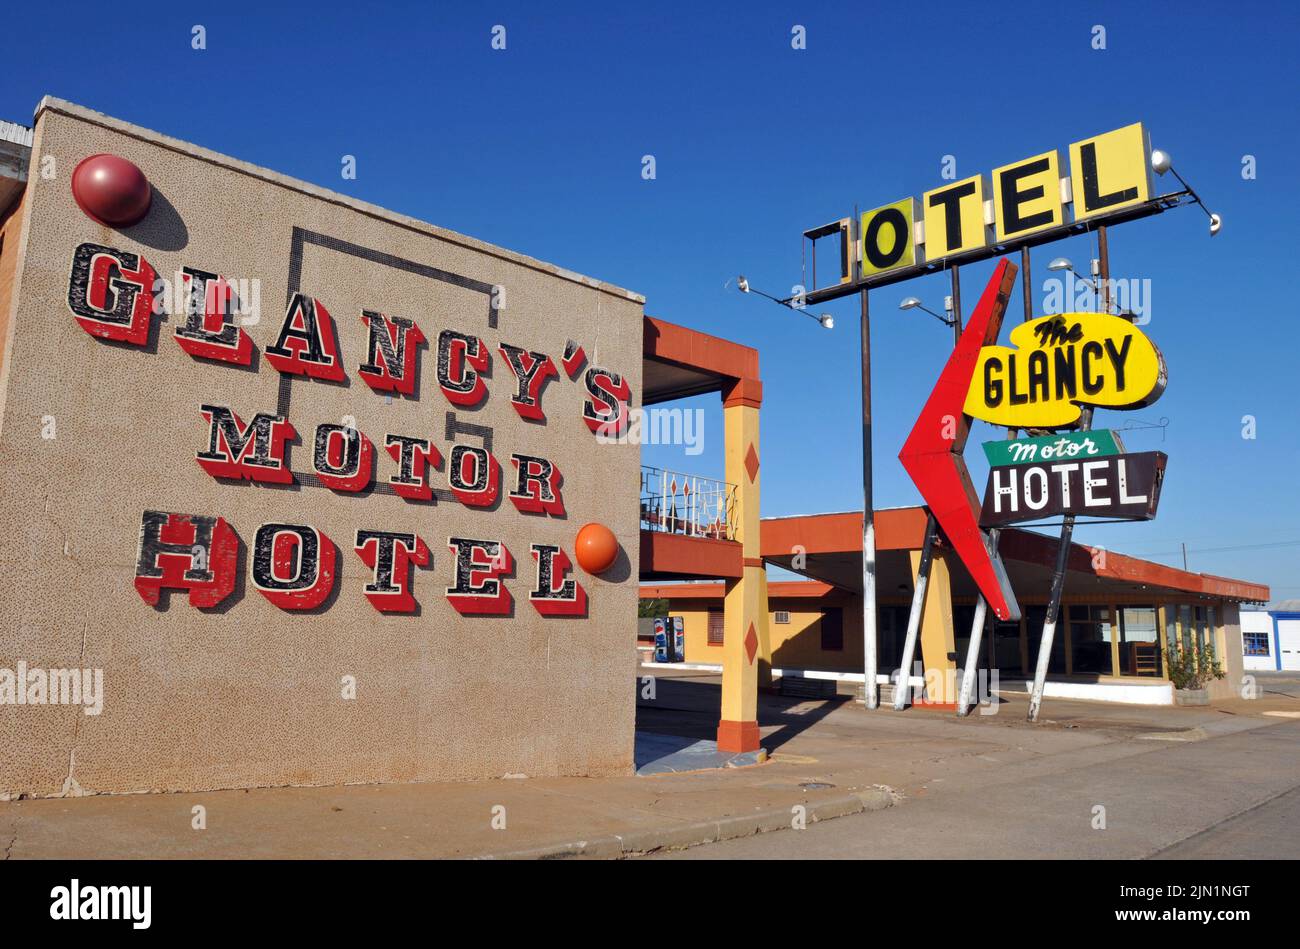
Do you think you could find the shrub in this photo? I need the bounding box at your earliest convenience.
[1166,638,1226,691]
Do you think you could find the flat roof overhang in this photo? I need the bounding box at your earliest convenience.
[641,579,840,601]
[640,530,742,581]
[642,316,760,406]
[752,507,1269,604]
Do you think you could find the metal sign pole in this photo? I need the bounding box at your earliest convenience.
[861,286,879,709]
[1028,227,1110,722]
[893,514,935,710]
[950,264,963,339]
[959,249,1034,716]
[895,265,965,709]
[1021,246,1033,322]
[956,533,995,715]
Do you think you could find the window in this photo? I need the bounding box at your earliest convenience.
[1070,604,1114,675]
[993,619,1024,676]
[1117,606,1160,677]
[953,604,978,672]
[1244,632,1271,657]
[820,608,844,651]
[707,609,724,645]
[774,611,790,625]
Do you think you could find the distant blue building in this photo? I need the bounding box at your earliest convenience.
[1241,601,1300,671]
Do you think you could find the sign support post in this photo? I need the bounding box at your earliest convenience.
[860,285,879,709]
[894,266,965,709]
[956,529,997,715]
[1027,227,1109,722]
[959,251,1033,716]
[893,514,936,709]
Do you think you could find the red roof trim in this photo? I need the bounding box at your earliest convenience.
[754,507,1268,602]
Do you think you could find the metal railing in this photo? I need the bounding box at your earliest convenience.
[640,465,737,541]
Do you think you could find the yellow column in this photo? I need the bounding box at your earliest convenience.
[909,547,957,703]
[718,379,763,753]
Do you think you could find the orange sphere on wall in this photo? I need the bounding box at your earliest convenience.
[575,523,619,574]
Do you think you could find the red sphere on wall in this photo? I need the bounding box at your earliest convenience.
[71,154,152,227]
[575,523,619,575]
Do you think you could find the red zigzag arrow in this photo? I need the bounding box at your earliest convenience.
[898,259,1022,622]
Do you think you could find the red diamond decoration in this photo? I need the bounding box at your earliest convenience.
[744,623,758,665]
[744,444,759,484]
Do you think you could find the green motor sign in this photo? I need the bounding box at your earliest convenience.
[982,430,1125,468]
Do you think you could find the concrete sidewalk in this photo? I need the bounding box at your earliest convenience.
[3,671,1295,859]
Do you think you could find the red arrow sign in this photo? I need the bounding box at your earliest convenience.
[898,260,1022,622]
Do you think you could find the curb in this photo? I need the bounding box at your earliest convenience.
[474,787,896,860]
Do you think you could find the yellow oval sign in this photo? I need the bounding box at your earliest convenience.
[964,312,1165,428]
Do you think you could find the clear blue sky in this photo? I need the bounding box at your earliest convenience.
[5,1,1298,597]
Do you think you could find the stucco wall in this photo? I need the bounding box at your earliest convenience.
[666,599,861,672]
[1209,602,1244,701]
[0,100,642,796]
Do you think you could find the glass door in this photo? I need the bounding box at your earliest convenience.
[1069,605,1114,675]
[1118,606,1161,677]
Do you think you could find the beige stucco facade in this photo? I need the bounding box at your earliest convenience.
[0,99,643,797]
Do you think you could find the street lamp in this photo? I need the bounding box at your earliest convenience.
[1047,256,1109,312]
[898,295,955,327]
[1150,149,1222,236]
[1046,256,1101,291]
[735,275,834,329]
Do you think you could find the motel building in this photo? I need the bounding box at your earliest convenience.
[0,97,783,795]
[642,507,1268,709]
[0,100,1272,800]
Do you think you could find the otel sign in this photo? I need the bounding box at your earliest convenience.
[816,122,1154,284]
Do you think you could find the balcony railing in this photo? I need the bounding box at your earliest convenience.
[640,465,737,541]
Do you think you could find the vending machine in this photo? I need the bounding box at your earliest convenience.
[653,617,671,663]
[671,616,686,662]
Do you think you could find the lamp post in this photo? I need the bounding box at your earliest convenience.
[1150,149,1222,236]
[1047,255,1108,313]
[898,296,955,326]
[736,276,834,328]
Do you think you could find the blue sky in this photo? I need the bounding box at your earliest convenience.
[4,1,1298,597]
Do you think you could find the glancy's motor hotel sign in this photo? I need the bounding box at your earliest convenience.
[70,238,632,617]
[0,99,643,795]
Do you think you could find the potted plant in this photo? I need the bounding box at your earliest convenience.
[1166,638,1225,706]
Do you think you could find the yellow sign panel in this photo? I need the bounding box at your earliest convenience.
[965,312,1166,428]
[922,174,988,259]
[1068,123,1152,223]
[860,198,920,277]
[993,150,1064,242]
